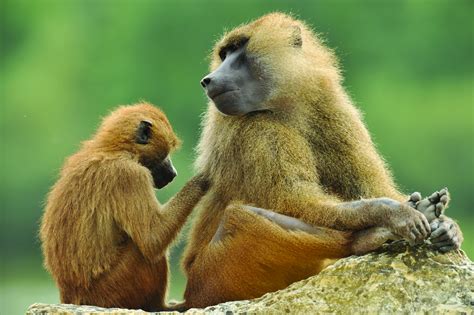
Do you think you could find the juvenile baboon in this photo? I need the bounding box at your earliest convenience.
[181,13,463,308]
[40,103,208,311]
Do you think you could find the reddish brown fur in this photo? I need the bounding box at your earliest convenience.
[181,13,428,308]
[40,103,207,311]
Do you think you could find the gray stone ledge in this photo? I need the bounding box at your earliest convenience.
[27,242,474,314]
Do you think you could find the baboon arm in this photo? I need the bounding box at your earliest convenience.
[113,162,206,261]
[157,175,208,252]
[285,182,428,244]
[279,183,392,231]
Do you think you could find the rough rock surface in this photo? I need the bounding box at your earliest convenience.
[27,242,474,314]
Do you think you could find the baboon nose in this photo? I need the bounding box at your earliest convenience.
[169,167,177,180]
[200,77,211,88]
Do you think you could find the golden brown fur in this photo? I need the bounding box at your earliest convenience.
[181,13,431,308]
[40,103,207,311]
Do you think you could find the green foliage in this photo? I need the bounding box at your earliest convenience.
[1,1,473,314]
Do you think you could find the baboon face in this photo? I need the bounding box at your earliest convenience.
[134,120,178,189]
[95,104,180,189]
[139,154,177,189]
[201,37,271,116]
[201,14,309,117]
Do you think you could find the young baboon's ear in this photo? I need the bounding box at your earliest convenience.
[291,26,302,48]
[136,120,153,144]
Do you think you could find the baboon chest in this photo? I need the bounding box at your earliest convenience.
[208,120,317,207]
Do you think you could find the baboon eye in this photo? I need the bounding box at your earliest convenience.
[218,46,234,61]
[219,49,227,61]
[219,38,249,61]
[136,120,153,145]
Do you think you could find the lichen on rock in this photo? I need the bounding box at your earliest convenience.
[27,241,474,314]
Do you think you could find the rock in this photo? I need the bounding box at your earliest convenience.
[27,242,474,314]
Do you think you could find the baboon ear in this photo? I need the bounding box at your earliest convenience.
[291,26,302,48]
[136,120,153,144]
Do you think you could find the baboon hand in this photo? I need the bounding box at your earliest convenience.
[191,173,211,193]
[385,204,431,245]
[408,188,449,222]
[429,217,463,253]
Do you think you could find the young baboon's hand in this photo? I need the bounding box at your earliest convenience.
[429,216,463,253]
[385,203,431,245]
[408,188,449,222]
[190,173,211,193]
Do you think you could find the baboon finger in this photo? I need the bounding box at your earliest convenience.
[422,216,431,235]
[428,192,440,203]
[430,220,440,231]
[415,222,427,240]
[433,239,456,248]
[439,245,457,253]
[410,192,422,203]
[435,203,444,217]
[431,232,451,243]
[411,227,422,241]
[440,195,448,204]
[407,232,417,245]
[430,228,447,239]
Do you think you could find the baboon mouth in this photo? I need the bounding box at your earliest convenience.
[208,89,239,99]
[154,176,175,189]
[245,109,272,116]
[155,180,171,189]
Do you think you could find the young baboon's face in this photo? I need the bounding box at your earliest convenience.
[97,104,180,189]
[134,119,179,189]
[201,13,319,117]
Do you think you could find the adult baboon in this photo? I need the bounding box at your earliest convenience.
[181,13,462,308]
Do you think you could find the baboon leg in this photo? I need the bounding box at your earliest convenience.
[183,204,352,308]
[350,227,400,255]
[62,244,168,311]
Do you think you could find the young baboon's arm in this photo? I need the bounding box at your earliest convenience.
[282,182,430,245]
[157,175,210,251]
[113,161,208,261]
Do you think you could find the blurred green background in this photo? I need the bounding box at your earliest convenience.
[1,0,473,313]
